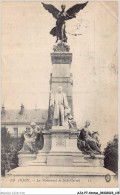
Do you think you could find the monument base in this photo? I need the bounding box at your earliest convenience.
[4,165,117,188]
[47,128,89,166]
[4,127,117,188]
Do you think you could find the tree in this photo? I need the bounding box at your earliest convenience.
[1,127,24,176]
[104,135,118,175]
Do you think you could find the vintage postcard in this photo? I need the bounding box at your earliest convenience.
[1,1,118,188]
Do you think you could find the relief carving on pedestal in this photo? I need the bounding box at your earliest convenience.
[56,135,66,147]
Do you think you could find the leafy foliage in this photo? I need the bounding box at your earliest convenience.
[104,135,118,175]
[1,127,24,176]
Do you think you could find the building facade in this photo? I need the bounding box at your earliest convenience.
[1,104,48,138]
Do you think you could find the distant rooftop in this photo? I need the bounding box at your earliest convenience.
[1,108,48,125]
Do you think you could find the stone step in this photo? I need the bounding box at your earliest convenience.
[29,162,46,166]
[4,165,117,188]
[7,165,116,176]
[73,159,88,163]
[29,163,90,167]
[73,163,91,167]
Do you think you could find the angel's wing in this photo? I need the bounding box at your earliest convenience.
[42,3,60,19]
[66,2,88,20]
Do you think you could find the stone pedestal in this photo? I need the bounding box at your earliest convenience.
[30,130,51,166]
[69,130,89,166]
[47,128,73,166]
[18,153,37,167]
[47,127,89,167]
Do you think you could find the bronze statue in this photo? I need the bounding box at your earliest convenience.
[42,2,88,43]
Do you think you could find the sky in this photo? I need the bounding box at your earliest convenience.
[1,1,118,149]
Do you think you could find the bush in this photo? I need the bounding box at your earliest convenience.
[1,127,24,176]
[104,135,118,175]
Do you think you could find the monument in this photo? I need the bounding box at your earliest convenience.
[6,2,117,188]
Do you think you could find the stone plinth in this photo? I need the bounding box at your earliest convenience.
[18,153,37,167]
[51,53,72,65]
[30,130,51,166]
[5,166,117,188]
[47,128,72,166]
[47,127,89,166]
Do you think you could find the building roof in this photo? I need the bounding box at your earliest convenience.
[1,109,48,125]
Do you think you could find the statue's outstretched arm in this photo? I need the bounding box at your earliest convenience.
[66,12,76,20]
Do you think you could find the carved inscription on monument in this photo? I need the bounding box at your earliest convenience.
[56,135,66,147]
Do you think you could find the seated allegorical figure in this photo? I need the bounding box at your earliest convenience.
[77,121,102,158]
[20,122,44,154]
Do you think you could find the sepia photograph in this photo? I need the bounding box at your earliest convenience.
[1,0,118,188]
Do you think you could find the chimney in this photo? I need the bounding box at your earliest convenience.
[1,104,5,115]
[19,104,24,115]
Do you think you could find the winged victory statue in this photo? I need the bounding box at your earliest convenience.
[42,2,88,43]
